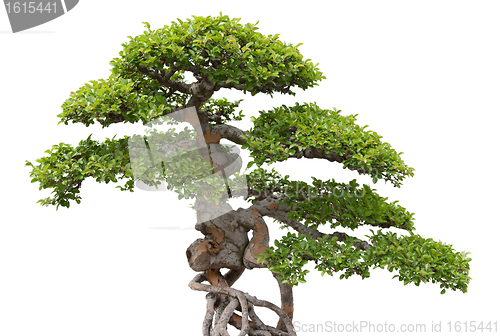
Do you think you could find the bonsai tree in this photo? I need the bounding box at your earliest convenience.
[25,14,471,336]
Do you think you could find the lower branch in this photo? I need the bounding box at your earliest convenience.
[224,268,246,287]
[253,198,371,251]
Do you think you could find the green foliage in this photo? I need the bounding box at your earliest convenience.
[365,230,472,294]
[259,229,471,294]
[245,168,415,231]
[25,128,235,209]
[201,97,244,125]
[243,102,415,187]
[110,14,325,96]
[25,135,134,209]
[58,73,189,128]
[58,72,245,128]
[259,232,370,286]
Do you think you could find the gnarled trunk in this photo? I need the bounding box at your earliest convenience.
[182,101,296,335]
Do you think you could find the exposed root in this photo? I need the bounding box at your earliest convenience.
[203,293,217,336]
[189,273,296,336]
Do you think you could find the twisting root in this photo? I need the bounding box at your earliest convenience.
[216,297,240,336]
[189,273,296,336]
[203,293,216,336]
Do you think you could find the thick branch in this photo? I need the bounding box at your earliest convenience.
[223,268,245,287]
[214,80,292,95]
[136,64,192,94]
[234,208,270,269]
[288,145,371,175]
[247,184,404,231]
[251,198,372,251]
[211,124,249,145]
[272,272,293,332]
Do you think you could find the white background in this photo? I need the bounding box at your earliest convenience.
[1,1,499,335]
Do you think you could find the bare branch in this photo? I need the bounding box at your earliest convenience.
[211,124,249,145]
[163,62,179,80]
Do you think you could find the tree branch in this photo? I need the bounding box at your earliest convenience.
[272,272,293,332]
[287,145,372,175]
[223,268,245,287]
[214,80,292,95]
[211,124,249,145]
[246,183,406,231]
[136,64,192,94]
[250,198,372,251]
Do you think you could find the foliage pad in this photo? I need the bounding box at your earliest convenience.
[243,103,415,187]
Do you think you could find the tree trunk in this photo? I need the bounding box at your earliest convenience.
[181,100,296,335]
